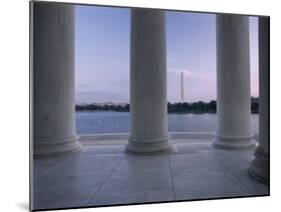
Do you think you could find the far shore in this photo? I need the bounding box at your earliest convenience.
[75,97,259,114]
[75,109,259,114]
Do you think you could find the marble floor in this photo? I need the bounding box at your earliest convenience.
[32,139,269,211]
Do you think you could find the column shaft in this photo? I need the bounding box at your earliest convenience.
[126,9,172,153]
[249,17,269,184]
[213,14,256,149]
[33,3,81,157]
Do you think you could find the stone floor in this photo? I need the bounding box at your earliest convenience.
[32,139,269,211]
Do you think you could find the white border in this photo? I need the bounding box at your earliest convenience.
[1,0,280,212]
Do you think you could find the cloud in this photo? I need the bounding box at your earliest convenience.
[75,91,129,104]
[168,67,215,82]
[167,67,193,77]
[251,70,259,97]
[167,57,173,62]
[167,67,216,102]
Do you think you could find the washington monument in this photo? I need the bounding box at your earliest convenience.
[181,72,185,103]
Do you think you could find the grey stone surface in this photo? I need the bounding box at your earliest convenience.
[249,17,269,184]
[170,151,251,200]
[126,9,172,153]
[214,14,256,149]
[32,140,268,210]
[89,155,174,205]
[79,132,216,143]
[212,149,268,195]
[33,148,122,209]
[33,156,76,185]
[33,2,81,157]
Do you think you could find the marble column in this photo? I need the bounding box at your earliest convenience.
[33,3,81,157]
[213,14,256,149]
[249,17,269,184]
[125,9,172,153]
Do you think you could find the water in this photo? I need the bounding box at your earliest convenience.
[75,112,259,135]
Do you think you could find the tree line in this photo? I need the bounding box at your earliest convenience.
[76,97,259,114]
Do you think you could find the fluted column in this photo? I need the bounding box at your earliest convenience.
[33,3,81,157]
[213,14,256,149]
[126,9,172,153]
[249,17,269,184]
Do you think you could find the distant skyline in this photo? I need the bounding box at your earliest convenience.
[75,5,259,104]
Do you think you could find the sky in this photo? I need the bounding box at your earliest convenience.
[75,5,259,104]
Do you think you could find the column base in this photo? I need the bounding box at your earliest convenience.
[212,134,256,150]
[249,149,269,184]
[34,136,82,158]
[125,136,173,154]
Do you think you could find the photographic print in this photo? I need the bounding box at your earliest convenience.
[30,1,269,211]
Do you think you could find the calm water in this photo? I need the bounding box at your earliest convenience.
[75,112,259,135]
